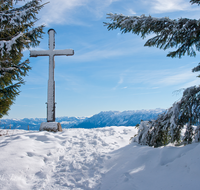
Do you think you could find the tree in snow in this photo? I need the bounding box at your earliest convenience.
[105,0,200,146]
[0,0,45,118]
[131,86,200,147]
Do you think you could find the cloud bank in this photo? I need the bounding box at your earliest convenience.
[39,0,120,25]
[143,0,191,13]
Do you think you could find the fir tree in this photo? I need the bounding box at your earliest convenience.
[131,86,200,147]
[105,0,200,146]
[0,0,46,118]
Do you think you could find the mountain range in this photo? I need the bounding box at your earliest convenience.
[71,108,165,128]
[0,117,86,131]
[0,108,165,130]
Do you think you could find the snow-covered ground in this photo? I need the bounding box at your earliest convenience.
[0,127,199,190]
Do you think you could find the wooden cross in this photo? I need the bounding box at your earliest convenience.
[30,29,74,122]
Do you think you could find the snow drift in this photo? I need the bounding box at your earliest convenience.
[0,127,199,190]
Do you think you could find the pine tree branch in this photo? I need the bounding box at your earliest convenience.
[105,13,200,58]
[192,63,200,75]
[0,0,47,30]
[190,0,200,5]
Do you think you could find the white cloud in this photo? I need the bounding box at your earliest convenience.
[38,0,120,26]
[155,70,196,86]
[181,78,200,88]
[112,75,124,90]
[85,0,120,18]
[143,0,190,13]
[39,0,88,25]
[137,69,199,88]
[128,9,136,15]
[71,44,142,62]
[112,67,198,89]
[119,76,124,84]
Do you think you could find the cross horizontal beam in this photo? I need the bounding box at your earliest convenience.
[30,49,74,57]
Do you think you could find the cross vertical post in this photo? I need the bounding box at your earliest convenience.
[30,29,74,122]
[47,29,55,122]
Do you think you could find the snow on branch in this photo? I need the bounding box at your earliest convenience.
[105,13,200,58]
[0,32,23,56]
[0,0,45,30]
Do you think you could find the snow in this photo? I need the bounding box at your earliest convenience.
[0,1,40,55]
[0,127,200,190]
[0,32,23,56]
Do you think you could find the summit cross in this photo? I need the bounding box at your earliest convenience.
[30,29,74,122]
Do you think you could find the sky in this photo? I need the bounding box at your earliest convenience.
[3,0,200,119]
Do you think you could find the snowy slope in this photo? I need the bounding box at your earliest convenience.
[0,127,199,190]
[72,109,165,128]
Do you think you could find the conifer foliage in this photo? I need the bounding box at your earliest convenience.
[105,0,200,59]
[0,0,45,118]
[105,0,200,146]
[132,86,200,147]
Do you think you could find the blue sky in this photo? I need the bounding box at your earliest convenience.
[4,0,200,119]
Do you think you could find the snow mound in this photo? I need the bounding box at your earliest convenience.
[0,127,199,190]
